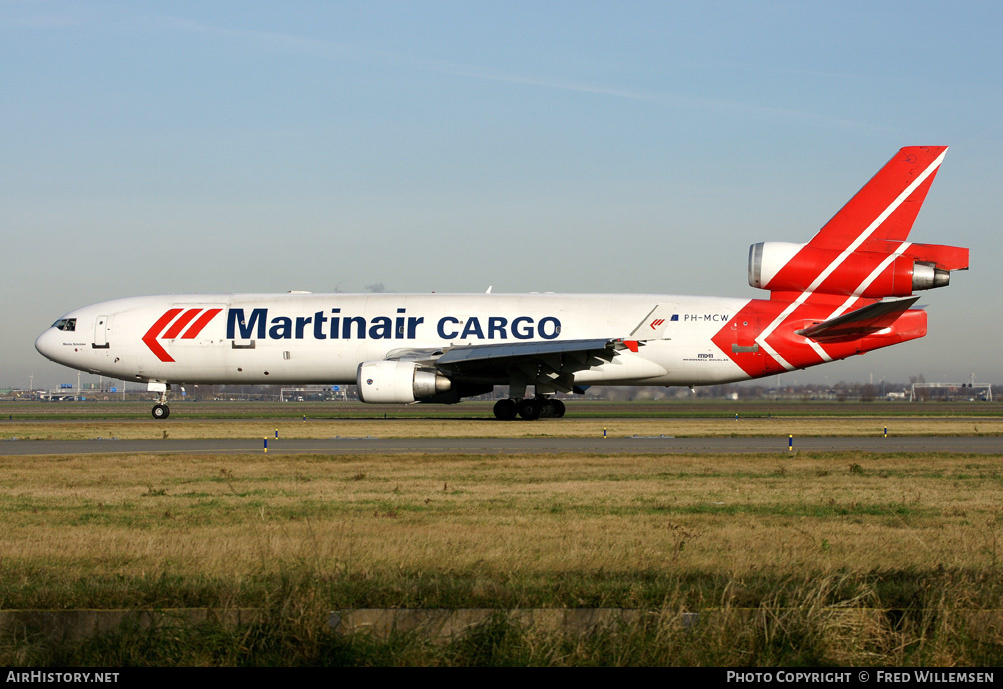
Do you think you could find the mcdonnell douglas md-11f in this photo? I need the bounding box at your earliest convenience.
[36,146,968,420]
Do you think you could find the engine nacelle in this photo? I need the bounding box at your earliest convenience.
[356,360,452,404]
[749,242,951,297]
[748,242,804,290]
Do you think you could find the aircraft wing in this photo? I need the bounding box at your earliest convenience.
[424,338,626,393]
[796,296,920,341]
[437,338,616,367]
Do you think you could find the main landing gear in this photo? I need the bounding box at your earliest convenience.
[493,397,566,421]
[151,386,170,419]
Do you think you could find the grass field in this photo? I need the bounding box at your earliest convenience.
[1,444,1001,665]
[2,400,1002,440]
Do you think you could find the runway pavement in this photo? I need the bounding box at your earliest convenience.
[1,435,1000,456]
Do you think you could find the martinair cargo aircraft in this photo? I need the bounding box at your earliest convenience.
[36,146,968,420]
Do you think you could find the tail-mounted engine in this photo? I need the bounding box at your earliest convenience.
[748,241,968,297]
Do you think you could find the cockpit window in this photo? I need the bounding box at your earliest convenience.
[52,318,76,332]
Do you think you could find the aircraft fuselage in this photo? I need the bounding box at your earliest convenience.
[36,292,759,388]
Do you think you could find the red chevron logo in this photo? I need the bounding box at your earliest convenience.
[649,318,665,330]
[142,308,222,362]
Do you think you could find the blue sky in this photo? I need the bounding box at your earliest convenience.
[3,1,1001,388]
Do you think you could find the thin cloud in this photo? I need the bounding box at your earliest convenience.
[158,16,883,132]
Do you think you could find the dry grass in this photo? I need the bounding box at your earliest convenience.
[3,416,1002,441]
[1,449,1001,665]
[0,451,1000,588]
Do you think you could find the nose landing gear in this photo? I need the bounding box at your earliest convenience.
[151,385,171,419]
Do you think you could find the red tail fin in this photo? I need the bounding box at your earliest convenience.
[722,146,966,378]
[809,146,947,251]
[748,146,967,299]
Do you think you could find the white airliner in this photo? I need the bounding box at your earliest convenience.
[36,147,968,420]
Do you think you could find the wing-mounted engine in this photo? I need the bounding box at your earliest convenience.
[357,339,623,406]
[748,241,968,297]
[356,360,452,403]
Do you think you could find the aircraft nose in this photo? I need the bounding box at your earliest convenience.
[35,327,62,363]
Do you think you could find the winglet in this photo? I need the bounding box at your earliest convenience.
[628,305,675,339]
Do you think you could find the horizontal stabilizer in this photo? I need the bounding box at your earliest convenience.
[796,296,920,340]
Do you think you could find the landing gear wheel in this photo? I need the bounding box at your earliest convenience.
[152,404,170,420]
[550,398,566,418]
[517,398,542,421]
[493,398,518,421]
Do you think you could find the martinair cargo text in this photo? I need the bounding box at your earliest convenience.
[36,147,968,420]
